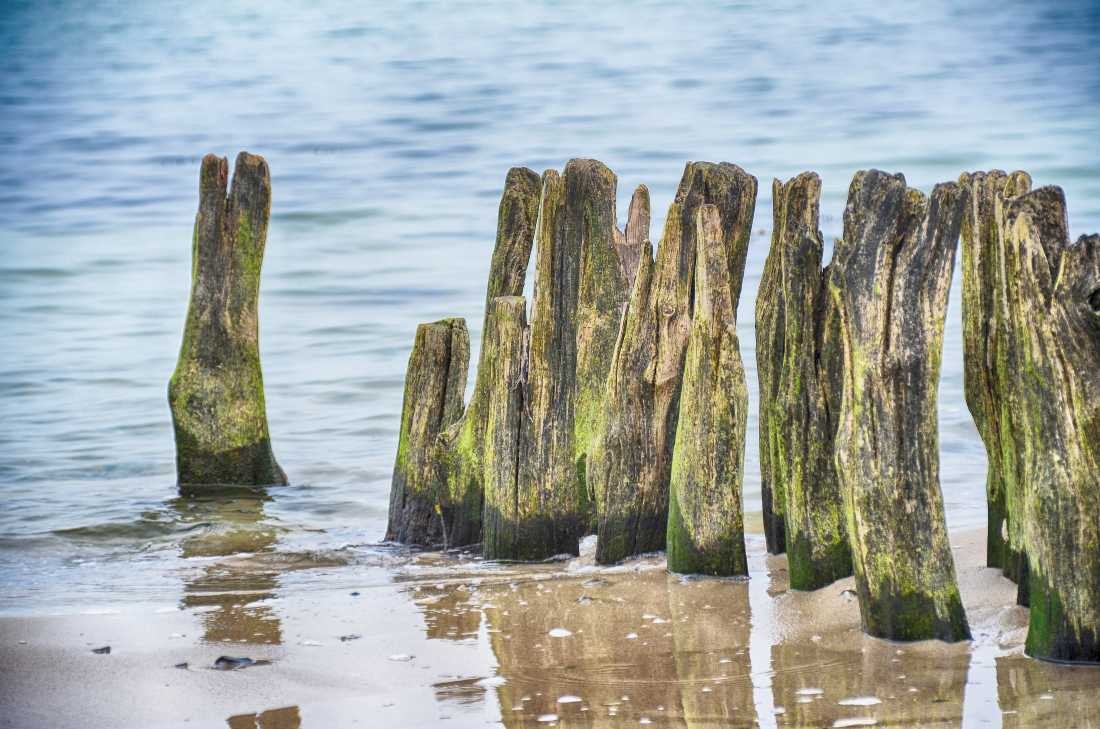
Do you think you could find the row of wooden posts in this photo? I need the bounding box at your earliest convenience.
[168,152,1099,664]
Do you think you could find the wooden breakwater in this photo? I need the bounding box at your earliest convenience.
[166,153,1099,662]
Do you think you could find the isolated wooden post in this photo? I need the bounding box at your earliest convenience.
[168,153,287,490]
[995,187,1100,663]
[385,318,469,545]
[831,170,970,642]
[439,167,540,546]
[592,162,757,564]
[666,205,749,576]
[958,170,1032,582]
[770,172,852,590]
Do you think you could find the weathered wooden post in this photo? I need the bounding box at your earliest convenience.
[592,162,757,564]
[438,167,541,546]
[666,204,749,576]
[767,172,852,590]
[755,215,786,555]
[169,152,287,490]
[958,170,1032,584]
[512,160,634,559]
[995,186,1100,663]
[478,296,530,560]
[385,318,469,545]
[831,170,970,642]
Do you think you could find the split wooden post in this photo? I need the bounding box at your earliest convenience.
[666,204,749,576]
[769,172,852,590]
[592,162,757,565]
[385,318,469,545]
[995,186,1100,662]
[755,209,786,555]
[958,170,1032,584]
[169,152,287,490]
[831,170,970,642]
[438,167,541,546]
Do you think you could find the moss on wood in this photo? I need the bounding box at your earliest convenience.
[994,186,1100,663]
[666,205,749,576]
[767,172,852,590]
[831,170,970,642]
[592,162,757,565]
[168,152,287,491]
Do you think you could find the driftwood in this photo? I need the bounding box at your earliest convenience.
[385,318,469,545]
[666,205,749,576]
[958,170,1032,588]
[168,153,287,490]
[994,186,1099,663]
[831,170,970,642]
[591,162,757,565]
[760,172,851,590]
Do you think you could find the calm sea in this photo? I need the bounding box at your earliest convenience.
[1,0,1097,611]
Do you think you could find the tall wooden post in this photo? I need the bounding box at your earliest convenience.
[831,170,970,642]
[169,152,287,491]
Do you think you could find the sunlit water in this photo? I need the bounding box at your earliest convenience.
[0,1,1098,726]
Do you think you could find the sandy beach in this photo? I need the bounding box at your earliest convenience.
[2,524,1097,728]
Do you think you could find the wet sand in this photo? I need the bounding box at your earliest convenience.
[1,526,1098,728]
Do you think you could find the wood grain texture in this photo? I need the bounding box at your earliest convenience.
[168,152,287,490]
[831,170,970,642]
[666,204,749,576]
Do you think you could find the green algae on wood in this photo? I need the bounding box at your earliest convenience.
[477,297,532,560]
[666,205,749,576]
[168,152,287,490]
[593,162,757,565]
[571,160,635,527]
[438,167,541,546]
[831,170,970,642]
[769,172,852,590]
[958,170,1033,582]
[385,318,469,546]
[755,203,786,555]
[993,187,1100,663]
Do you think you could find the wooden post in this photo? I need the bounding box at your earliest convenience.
[169,152,287,490]
[592,162,757,564]
[995,186,1100,663]
[831,170,970,642]
[439,168,541,547]
[769,172,852,590]
[478,297,530,560]
[666,204,749,576]
[385,318,469,545]
[755,206,786,555]
[512,160,633,559]
[958,170,1032,586]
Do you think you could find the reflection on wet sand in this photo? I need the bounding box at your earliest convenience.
[408,536,1070,729]
[997,654,1100,728]
[226,705,301,729]
[174,494,283,645]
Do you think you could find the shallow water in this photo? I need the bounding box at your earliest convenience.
[0,1,1098,726]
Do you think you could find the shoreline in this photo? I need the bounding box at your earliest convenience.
[2,526,1097,728]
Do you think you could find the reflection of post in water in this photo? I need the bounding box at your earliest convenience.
[226,706,301,729]
[408,581,482,642]
[768,601,970,728]
[471,571,688,727]
[996,654,1100,728]
[668,577,755,727]
[174,492,282,645]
